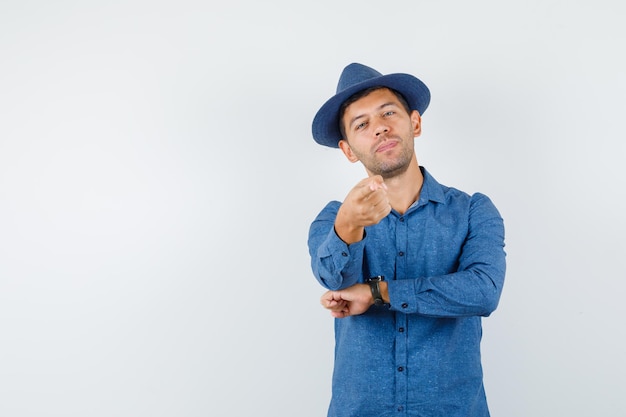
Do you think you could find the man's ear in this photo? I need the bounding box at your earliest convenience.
[338,139,360,163]
[411,110,422,137]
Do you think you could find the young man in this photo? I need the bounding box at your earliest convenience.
[308,63,506,417]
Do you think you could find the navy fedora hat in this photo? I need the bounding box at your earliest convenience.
[312,63,431,148]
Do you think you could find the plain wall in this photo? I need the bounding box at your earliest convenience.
[1,1,624,416]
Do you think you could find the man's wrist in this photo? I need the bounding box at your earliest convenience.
[379,281,389,304]
[334,208,365,244]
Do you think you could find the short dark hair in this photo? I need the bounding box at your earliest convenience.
[338,86,412,140]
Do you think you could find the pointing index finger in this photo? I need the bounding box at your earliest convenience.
[362,176,387,194]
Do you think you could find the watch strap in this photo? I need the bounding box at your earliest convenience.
[367,276,385,306]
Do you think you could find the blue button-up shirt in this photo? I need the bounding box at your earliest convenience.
[308,167,506,417]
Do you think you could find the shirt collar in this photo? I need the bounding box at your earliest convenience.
[407,166,446,211]
[421,166,446,203]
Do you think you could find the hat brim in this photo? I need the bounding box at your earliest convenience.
[311,73,431,148]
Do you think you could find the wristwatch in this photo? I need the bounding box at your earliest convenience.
[367,275,386,306]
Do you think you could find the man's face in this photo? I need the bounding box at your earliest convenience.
[339,88,422,179]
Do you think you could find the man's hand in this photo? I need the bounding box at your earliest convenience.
[335,175,391,244]
[320,283,373,318]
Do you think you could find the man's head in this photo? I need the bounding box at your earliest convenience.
[337,87,422,179]
[311,63,430,148]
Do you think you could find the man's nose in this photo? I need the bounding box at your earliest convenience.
[374,122,389,136]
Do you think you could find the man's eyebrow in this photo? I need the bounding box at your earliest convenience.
[348,102,398,129]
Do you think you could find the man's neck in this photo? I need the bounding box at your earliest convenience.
[379,158,423,215]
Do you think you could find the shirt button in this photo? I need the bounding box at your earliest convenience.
[401,303,408,309]
[397,406,404,412]
[398,327,404,332]
[341,251,348,257]
[398,251,404,256]
[397,366,404,372]
[399,217,404,222]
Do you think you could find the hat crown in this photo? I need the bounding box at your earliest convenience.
[336,63,383,94]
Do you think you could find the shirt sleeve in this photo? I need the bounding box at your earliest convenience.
[387,192,506,317]
[308,201,367,290]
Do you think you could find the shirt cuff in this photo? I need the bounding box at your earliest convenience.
[387,279,420,314]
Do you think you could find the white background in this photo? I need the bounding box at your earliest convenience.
[1,1,625,416]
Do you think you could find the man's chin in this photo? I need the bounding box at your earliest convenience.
[378,163,410,179]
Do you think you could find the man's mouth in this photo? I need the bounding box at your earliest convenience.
[375,140,398,153]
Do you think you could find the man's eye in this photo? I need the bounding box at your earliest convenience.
[356,122,367,130]
[384,111,395,116]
